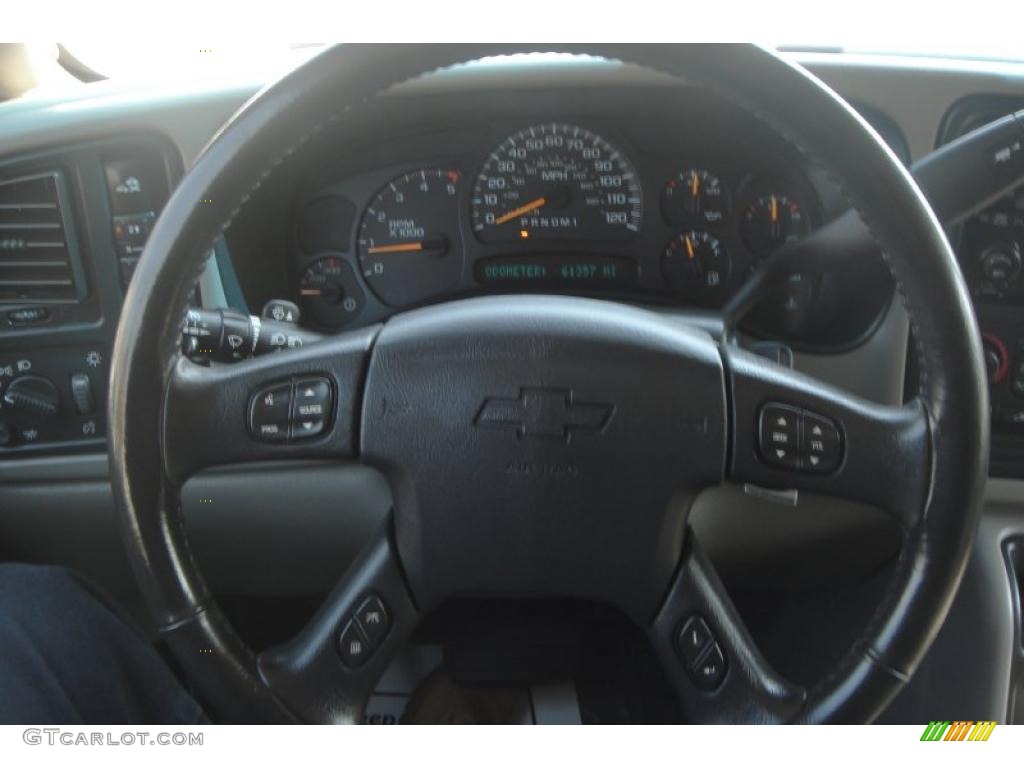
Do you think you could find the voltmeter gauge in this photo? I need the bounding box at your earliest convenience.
[740,193,811,254]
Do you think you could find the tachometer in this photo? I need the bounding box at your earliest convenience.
[471,123,642,242]
[356,168,462,307]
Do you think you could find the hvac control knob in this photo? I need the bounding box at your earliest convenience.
[978,241,1022,291]
[2,375,60,422]
[981,334,1009,384]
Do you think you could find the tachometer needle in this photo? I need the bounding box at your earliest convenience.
[366,241,425,255]
[684,234,696,260]
[366,237,449,258]
[494,196,547,225]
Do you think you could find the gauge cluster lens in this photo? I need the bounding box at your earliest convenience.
[357,169,462,307]
[471,123,642,242]
[661,169,730,227]
[294,128,826,329]
[661,230,731,297]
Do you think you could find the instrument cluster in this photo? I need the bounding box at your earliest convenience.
[290,119,826,334]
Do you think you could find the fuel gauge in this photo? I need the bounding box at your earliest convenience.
[662,230,731,297]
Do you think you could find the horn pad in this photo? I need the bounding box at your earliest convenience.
[361,296,727,619]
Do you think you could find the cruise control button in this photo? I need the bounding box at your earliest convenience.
[249,382,292,442]
[677,616,713,668]
[758,403,801,469]
[338,619,370,668]
[801,412,842,472]
[692,643,727,690]
[355,595,390,646]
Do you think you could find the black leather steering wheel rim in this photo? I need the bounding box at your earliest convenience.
[108,44,989,724]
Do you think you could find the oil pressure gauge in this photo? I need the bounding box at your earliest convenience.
[661,169,730,227]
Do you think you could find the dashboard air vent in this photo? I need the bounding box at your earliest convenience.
[0,171,83,303]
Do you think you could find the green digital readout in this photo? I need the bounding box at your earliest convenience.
[476,255,636,286]
[558,262,626,281]
[480,262,549,281]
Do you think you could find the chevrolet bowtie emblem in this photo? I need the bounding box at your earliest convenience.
[474,387,614,441]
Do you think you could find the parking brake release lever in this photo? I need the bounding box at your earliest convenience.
[181,308,323,363]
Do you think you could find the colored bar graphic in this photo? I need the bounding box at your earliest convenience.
[920,720,996,741]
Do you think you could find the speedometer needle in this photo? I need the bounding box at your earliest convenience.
[494,196,547,225]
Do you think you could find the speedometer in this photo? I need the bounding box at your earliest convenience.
[471,123,642,243]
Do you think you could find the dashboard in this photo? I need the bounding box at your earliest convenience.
[225,84,893,351]
[1,60,1019,466]
[931,94,1024,476]
[0,50,1022,725]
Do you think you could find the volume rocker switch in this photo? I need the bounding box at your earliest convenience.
[291,377,332,439]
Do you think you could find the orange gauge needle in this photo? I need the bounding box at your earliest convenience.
[684,234,696,260]
[495,196,547,225]
[366,241,424,255]
[690,172,700,197]
[770,195,779,224]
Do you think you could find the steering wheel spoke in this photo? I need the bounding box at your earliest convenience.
[723,344,931,529]
[162,326,378,482]
[650,533,806,723]
[257,523,419,724]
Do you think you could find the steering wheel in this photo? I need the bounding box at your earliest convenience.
[108,44,989,724]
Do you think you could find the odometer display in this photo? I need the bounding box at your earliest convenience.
[475,254,638,286]
[471,123,642,243]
